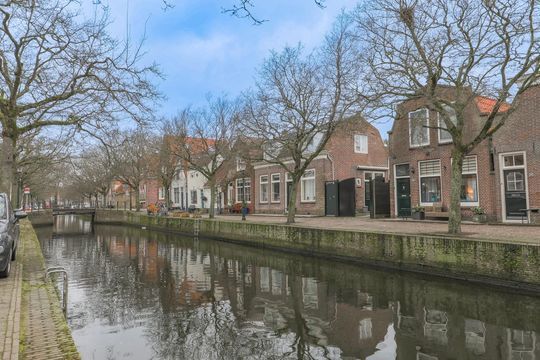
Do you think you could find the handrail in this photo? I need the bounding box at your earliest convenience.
[46,267,68,318]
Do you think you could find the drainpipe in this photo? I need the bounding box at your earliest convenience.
[327,154,335,181]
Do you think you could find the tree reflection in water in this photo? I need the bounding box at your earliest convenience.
[36,217,540,360]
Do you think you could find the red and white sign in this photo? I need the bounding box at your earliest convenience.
[23,186,31,194]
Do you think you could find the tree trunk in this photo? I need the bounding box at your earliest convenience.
[1,134,16,204]
[448,149,465,234]
[165,184,171,209]
[135,188,141,211]
[209,179,216,219]
[286,177,300,224]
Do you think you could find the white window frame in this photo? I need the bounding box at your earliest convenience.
[409,108,430,148]
[418,159,442,206]
[437,106,456,144]
[271,173,281,203]
[236,178,251,204]
[158,187,165,200]
[460,156,479,207]
[300,169,316,203]
[259,175,269,203]
[499,151,530,222]
[354,134,369,154]
[236,158,247,172]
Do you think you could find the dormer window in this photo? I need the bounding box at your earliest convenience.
[409,108,430,147]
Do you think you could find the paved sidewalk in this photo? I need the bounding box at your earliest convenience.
[214,214,540,245]
[19,221,80,360]
[0,264,22,360]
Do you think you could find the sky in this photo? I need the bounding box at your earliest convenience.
[84,0,391,137]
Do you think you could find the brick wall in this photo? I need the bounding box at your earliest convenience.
[388,95,498,219]
[254,115,389,215]
[492,85,540,221]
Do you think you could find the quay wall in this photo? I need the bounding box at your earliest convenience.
[95,210,540,293]
[27,210,54,226]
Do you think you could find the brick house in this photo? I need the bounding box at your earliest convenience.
[387,86,538,223]
[491,84,540,222]
[253,115,389,216]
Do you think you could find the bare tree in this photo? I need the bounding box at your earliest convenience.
[242,14,364,224]
[354,0,540,234]
[155,128,179,209]
[222,0,326,24]
[113,128,154,211]
[0,0,159,203]
[168,96,239,219]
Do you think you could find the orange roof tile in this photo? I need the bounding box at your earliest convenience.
[475,96,511,114]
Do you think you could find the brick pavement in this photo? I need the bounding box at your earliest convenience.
[0,263,22,360]
[18,220,80,360]
[214,214,540,245]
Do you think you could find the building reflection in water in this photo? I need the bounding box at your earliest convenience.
[36,222,540,360]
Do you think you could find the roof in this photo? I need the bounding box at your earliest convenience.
[474,96,511,115]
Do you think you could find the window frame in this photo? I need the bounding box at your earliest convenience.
[259,175,269,203]
[271,173,281,203]
[236,178,251,204]
[460,156,479,206]
[354,134,369,154]
[409,108,430,148]
[437,105,456,144]
[418,159,442,206]
[190,190,198,204]
[300,169,316,203]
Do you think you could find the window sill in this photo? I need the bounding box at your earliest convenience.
[270,201,281,204]
[438,140,453,145]
[409,143,430,149]
[460,202,479,207]
[301,200,316,203]
[259,201,269,204]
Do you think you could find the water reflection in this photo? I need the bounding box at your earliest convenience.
[37,216,540,360]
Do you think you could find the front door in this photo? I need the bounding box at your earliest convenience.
[396,178,411,217]
[504,169,527,219]
[338,178,356,216]
[325,181,339,216]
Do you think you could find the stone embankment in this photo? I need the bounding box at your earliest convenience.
[0,220,79,360]
[95,210,540,293]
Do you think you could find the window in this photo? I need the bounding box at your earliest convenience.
[438,105,457,143]
[260,175,269,203]
[173,187,180,204]
[409,108,430,147]
[395,164,410,178]
[461,157,478,204]
[236,158,246,172]
[358,318,373,340]
[306,132,323,153]
[271,174,280,203]
[419,160,441,204]
[504,154,524,167]
[236,178,251,203]
[190,190,197,204]
[506,171,525,191]
[354,134,368,153]
[158,187,165,200]
[301,169,316,202]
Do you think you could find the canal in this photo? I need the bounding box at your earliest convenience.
[35,215,540,360]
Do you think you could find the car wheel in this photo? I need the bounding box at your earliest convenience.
[0,249,12,278]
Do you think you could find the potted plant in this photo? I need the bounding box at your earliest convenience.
[412,204,425,220]
[471,206,487,223]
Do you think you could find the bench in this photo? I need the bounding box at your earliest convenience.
[425,203,449,220]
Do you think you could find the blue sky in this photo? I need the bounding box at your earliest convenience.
[85,0,391,137]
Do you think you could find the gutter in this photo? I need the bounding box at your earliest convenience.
[327,154,335,180]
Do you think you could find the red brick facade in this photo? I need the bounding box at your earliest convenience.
[388,86,540,223]
[253,116,389,216]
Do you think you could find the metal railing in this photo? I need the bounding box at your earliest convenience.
[46,266,68,317]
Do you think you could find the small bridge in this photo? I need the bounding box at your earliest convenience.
[52,207,96,217]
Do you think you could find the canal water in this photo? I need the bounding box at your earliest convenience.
[36,215,540,360]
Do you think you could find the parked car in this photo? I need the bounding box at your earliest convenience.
[0,193,27,278]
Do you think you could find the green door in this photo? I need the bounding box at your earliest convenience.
[396,178,411,217]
